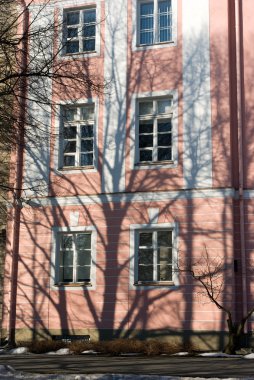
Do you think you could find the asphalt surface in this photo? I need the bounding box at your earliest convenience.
[0,355,254,378]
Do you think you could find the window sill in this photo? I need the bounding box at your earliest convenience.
[134,160,176,170]
[137,40,174,48]
[55,282,92,287]
[60,165,94,171]
[134,40,176,51]
[134,281,175,287]
[63,51,97,57]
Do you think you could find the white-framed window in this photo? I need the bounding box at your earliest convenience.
[138,0,172,46]
[130,223,178,288]
[137,97,173,164]
[60,104,95,168]
[51,226,97,288]
[63,7,96,54]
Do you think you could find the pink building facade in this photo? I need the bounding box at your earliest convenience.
[2,0,254,348]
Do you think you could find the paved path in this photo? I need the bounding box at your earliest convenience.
[0,355,254,377]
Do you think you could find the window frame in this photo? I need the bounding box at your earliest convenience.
[60,3,101,57]
[137,97,173,165]
[129,222,178,289]
[58,102,97,171]
[51,226,97,289]
[134,0,177,50]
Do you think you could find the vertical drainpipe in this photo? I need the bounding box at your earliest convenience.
[7,0,28,345]
[234,0,248,328]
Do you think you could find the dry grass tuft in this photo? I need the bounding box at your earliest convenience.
[24,339,66,354]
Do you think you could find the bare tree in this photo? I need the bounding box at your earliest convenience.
[178,247,253,354]
[0,0,105,198]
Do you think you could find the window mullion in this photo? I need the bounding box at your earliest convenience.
[77,123,81,166]
[154,0,158,43]
[79,10,82,53]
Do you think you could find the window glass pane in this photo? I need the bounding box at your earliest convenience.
[81,106,94,120]
[138,249,153,265]
[67,28,78,38]
[158,120,171,132]
[83,25,96,38]
[81,125,93,138]
[158,133,171,146]
[76,234,91,250]
[81,140,93,152]
[66,40,79,53]
[158,230,172,246]
[81,153,93,166]
[64,141,76,153]
[78,251,91,266]
[140,16,153,30]
[62,235,73,249]
[64,155,75,166]
[140,2,154,15]
[159,28,171,42]
[139,149,152,162]
[158,148,171,161]
[83,9,96,23]
[158,246,172,262]
[139,135,153,148]
[157,99,172,114]
[139,102,153,115]
[159,14,171,28]
[159,0,171,13]
[157,263,172,281]
[138,265,153,282]
[64,108,77,122]
[62,267,73,282]
[64,127,76,139]
[66,12,79,25]
[140,31,153,45]
[83,39,95,51]
[61,250,73,266]
[77,266,91,282]
[139,122,153,134]
[139,232,153,247]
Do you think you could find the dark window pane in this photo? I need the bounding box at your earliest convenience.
[139,123,153,133]
[78,251,91,266]
[66,12,79,25]
[159,28,171,42]
[83,25,96,37]
[81,125,93,138]
[158,230,172,246]
[64,108,77,121]
[139,135,153,148]
[81,153,93,166]
[157,263,172,281]
[64,141,76,153]
[67,28,78,38]
[61,250,73,266]
[64,155,75,166]
[83,9,96,23]
[77,234,91,250]
[62,267,73,282]
[158,121,171,132]
[77,266,91,282]
[158,133,171,146]
[158,148,171,161]
[158,0,171,13]
[140,31,153,45]
[62,235,73,249]
[140,16,153,30]
[83,39,95,51]
[159,14,171,28]
[139,150,152,162]
[138,265,153,282]
[81,139,93,152]
[138,249,153,265]
[139,232,153,247]
[140,2,154,15]
[81,106,94,120]
[64,126,76,139]
[66,41,79,53]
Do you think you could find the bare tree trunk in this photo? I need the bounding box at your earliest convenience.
[224,319,244,354]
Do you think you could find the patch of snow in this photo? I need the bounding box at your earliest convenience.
[55,348,71,355]
[171,352,189,356]
[9,347,29,355]
[81,350,100,355]
[243,353,254,359]
[199,352,242,358]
